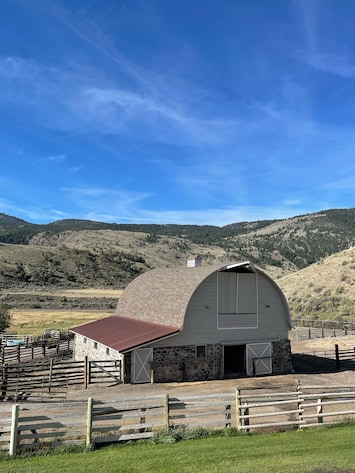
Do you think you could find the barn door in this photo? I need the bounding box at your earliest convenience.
[246,343,272,376]
[131,348,153,384]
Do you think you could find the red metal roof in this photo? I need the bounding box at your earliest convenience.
[70,316,179,353]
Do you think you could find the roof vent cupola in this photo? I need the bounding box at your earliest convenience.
[187,255,202,268]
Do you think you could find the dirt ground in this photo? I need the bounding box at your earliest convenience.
[67,335,355,402]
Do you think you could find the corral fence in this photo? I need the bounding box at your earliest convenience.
[236,383,355,431]
[291,319,355,341]
[0,339,73,365]
[1,383,355,455]
[1,356,122,402]
[292,344,355,373]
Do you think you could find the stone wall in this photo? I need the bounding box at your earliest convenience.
[272,339,293,374]
[152,344,223,382]
[73,334,123,363]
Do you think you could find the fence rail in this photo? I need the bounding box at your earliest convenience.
[0,340,73,365]
[1,357,122,401]
[1,384,355,455]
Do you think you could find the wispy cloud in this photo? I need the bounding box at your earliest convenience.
[47,154,66,162]
[295,0,355,78]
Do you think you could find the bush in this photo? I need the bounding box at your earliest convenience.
[0,302,12,332]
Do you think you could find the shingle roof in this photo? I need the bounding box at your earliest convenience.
[71,261,291,352]
[71,316,179,353]
[115,264,223,327]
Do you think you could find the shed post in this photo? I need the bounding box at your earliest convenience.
[9,404,19,456]
[86,397,93,449]
[163,393,170,432]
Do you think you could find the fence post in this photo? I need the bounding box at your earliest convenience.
[235,388,241,430]
[86,397,93,449]
[9,404,19,456]
[48,358,53,392]
[1,363,8,398]
[243,403,250,430]
[335,344,340,370]
[163,393,170,432]
[225,404,231,428]
[317,398,323,424]
[296,381,304,427]
[121,357,125,384]
[84,356,88,389]
[139,408,146,433]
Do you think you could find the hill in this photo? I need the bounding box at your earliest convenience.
[278,246,355,322]
[0,208,355,322]
[0,208,354,280]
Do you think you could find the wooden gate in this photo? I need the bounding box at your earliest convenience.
[131,348,153,384]
[246,342,272,376]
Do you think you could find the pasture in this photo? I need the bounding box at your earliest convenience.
[6,288,122,335]
[10,309,109,335]
[0,423,354,473]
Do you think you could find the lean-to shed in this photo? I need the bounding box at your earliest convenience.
[71,260,292,383]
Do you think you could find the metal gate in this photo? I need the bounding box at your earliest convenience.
[131,348,153,383]
[246,343,272,376]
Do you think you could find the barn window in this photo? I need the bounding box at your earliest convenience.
[217,271,258,329]
[94,342,98,349]
[106,347,110,356]
[196,345,206,358]
[83,337,87,344]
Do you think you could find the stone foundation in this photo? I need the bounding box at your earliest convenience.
[272,339,293,374]
[152,344,223,382]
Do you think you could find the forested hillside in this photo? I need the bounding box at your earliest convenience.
[0,208,354,280]
[1,209,355,322]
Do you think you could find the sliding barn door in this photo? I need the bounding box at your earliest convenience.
[131,348,153,384]
[246,343,272,376]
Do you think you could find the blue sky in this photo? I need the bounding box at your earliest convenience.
[1,0,355,226]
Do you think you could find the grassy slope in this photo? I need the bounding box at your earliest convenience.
[279,246,355,321]
[1,425,355,473]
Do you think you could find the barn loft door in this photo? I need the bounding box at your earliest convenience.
[246,343,272,376]
[131,348,153,384]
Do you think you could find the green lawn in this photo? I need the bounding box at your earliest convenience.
[1,425,354,473]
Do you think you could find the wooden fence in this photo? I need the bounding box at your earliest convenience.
[0,340,73,365]
[1,384,355,455]
[236,384,355,431]
[1,357,122,402]
[292,344,355,373]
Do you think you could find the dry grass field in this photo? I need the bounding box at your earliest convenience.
[6,289,122,335]
[10,308,111,335]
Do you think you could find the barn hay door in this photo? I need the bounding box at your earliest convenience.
[246,343,272,376]
[131,348,153,384]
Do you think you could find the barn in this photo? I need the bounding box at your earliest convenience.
[71,258,292,383]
